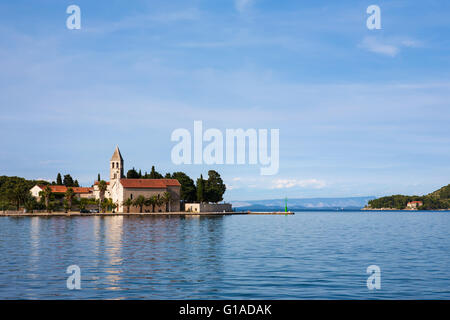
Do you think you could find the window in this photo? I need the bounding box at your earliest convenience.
[130,194,133,200]
[112,162,114,168]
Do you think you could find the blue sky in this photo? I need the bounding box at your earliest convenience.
[1,0,450,201]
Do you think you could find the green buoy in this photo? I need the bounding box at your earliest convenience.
[285,197,288,214]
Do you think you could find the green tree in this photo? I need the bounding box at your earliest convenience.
[97,173,101,182]
[123,198,133,213]
[204,170,226,203]
[24,194,38,213]
[171,172,196,203]
[149,166,163,179]
[79,198,88,211]
[97,180,108,211]
[127,167,140,179]
[162,192,172,212]
[56,173,63,185]
[39,186,53,213]
[196,175,205,203]
[63,174,74,187]
[64,187,75,212]
[63,199,70,213]
[0,200,9,212]
[100,198,109,213]
[439,185,450,199]
[147,195,158,212]
[133,195,147,213]
[7,182,30,210]
[156,194,164,211]
[74,180,79,187]
[103,198,116,212]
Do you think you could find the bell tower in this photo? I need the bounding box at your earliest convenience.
[110,146,124,181]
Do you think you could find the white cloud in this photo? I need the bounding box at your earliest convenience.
[271,179,327,189]
[359,37,399,57]
[401,39,422,48]
[359,36,423,57]
[235,0,254,13]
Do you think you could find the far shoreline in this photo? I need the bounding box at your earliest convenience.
[0,211,295,217]
[362,207,450,212]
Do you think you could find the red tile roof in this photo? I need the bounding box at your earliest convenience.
[73,187,93,194]
[94,181,110,185]
[38,185,93,194]
[119,179,181,189]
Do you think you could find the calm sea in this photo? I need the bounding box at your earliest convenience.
[0,211,449,299]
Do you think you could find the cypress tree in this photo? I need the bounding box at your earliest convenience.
[196,174,205,203]
[56,173,63,185]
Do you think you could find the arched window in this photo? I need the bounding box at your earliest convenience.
[116,162,119,168]
[130,194,133,200]
[112,162,114,168]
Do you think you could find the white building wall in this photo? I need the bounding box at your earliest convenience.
[185,203,232,213]
[30,185,43,198]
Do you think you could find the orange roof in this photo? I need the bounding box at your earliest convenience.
[38,185,93,194]
[73,187,93,194]
[119,179,180,189]
[161,179,182,186]
[94,181,110,185]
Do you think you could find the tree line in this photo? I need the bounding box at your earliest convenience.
[53,173,79,187]
[0,176,46,211]
[121,167,226,204]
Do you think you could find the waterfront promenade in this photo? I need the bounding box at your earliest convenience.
[0,211,294,217]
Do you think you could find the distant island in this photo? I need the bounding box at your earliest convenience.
[364,184,450,210]
[232,196,376,211]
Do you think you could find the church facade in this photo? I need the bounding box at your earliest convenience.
[93,147,181,213]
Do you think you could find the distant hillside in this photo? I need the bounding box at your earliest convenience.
[231,196,375,211]
[367,184,450,210]
[427,184,450,200]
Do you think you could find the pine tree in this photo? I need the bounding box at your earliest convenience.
[63,174,74,187]
[171,172,196,203]
[126,167,140,179]
[204,170,226,203]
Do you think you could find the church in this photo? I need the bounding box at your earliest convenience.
[93,147,181,213]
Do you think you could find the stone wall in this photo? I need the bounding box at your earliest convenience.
[185,203,233,213]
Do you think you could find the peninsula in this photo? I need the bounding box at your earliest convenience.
[364,184,450,210]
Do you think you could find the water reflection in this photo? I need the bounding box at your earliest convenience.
[29,217,40,261]
[104,216,123,290]
[2,213,449,299]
